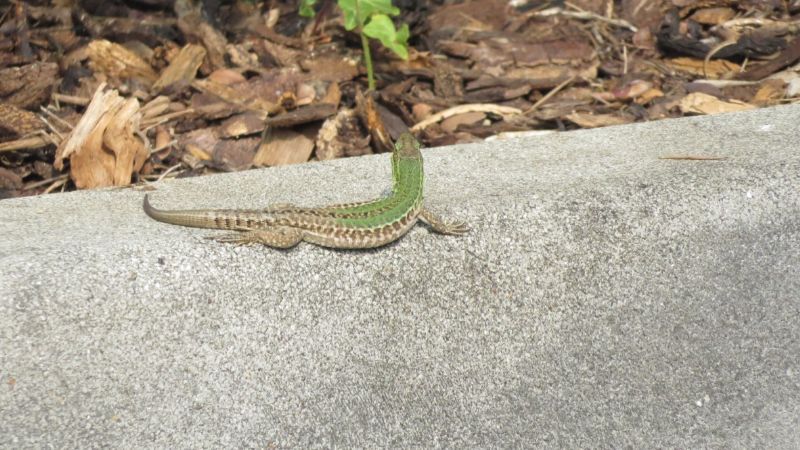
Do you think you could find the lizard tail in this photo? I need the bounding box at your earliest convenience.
[143,194,262,230]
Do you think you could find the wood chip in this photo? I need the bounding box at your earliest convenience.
[87,39,158,85]
[440,111,486,133]
[219,112,266,138]
[55,84,123,170]
[264,103,337,128]
[102,98,148,185]
[0,135,53,153]
[152,44,207,94]
[665,57,740,79]
[316,108,372,160]
[213,137,258,171]
[0,167,23,190]
[0,62,58,109]
[565,112,634,128]
[191,78,281,116]
[0,103,46,137]
[253,128,314,167]
[179,128,218,161]
[177,12,228,70]
[300,57,360,83]
[356,91,391,152]
[411,104,521,131]
[690,7,736,25]
[54,84,150,188]
[678,92,756,115]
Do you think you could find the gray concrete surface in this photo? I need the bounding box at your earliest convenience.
[1,105,799,448]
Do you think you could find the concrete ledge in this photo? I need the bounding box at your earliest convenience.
[2,105,799,447]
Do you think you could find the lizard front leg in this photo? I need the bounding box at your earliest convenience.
[209,226,304,248]
[419,208,469,235]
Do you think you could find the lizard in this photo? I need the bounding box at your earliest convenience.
[142,132,468,249]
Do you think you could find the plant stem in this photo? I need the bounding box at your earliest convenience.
[360,30,375,90]
[353,0,374,90]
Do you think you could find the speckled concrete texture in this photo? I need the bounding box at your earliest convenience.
[1,105,799,447]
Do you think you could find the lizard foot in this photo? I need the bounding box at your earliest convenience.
[208,227,304,249]
[419,208,470,236]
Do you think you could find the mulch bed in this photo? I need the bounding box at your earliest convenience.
[1,0,798,197]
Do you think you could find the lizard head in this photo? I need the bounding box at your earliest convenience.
[394,132,421,159]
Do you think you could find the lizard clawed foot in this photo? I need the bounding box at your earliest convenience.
[207,228,304,249]
[206,233,260,246]
[434,220,470,235]
[419,208,470,236]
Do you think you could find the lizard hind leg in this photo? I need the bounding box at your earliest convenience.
[419,208,470,235]
[208,226,304,248]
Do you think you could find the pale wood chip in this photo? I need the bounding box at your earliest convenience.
[219,112,266,138]
[53,83,150,189]
[103,98,149,185]
[253,128,314,166]
[411,104,522,131]
[564,112,635,128]
[54,83,123,170]
[678,92,757,115]
[87,40,158,85]
[152,44,207,94]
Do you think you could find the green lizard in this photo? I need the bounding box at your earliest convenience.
[143,132,468,249]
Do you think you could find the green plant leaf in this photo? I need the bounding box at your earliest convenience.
[363,15,409,60]
[338,0,400,30]
[299,0,317,17]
